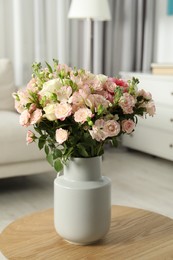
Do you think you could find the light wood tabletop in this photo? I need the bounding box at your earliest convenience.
[1,205,173,259]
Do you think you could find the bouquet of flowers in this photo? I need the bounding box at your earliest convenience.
[13,60,155,172]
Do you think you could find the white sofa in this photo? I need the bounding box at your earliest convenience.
[0,59,52,178]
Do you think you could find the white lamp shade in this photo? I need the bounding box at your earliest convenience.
[68,0,111,21]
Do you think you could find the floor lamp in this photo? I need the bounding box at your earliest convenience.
[68,0,111,71]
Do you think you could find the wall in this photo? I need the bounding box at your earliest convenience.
[154,0,173,63]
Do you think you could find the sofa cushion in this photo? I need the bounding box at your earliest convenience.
[0,111,46,164]
[0,59,15,111]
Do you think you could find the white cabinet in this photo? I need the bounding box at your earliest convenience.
[120,72,173,161]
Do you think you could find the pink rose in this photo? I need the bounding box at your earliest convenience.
[146,101,156,116]
[99,90,114,103]
[26,78,36,88]
[69,92,84,109]
[69,86,91,110]
[56,64,72,74]
[121,119,135,134]
[55,128,68,144]
[85,94,95,110]
[92,80,104,91]
[14,100,24,113]
[19,110,31,127]
[17,89,30,106]
[95,119,105,128]
[138,89,152,100]
[26,130,35,145]
[89,126,106,142]
[110,78,128,91]
[91,75,107,92]
[29,103,37,113]
[55,102,72,120]
[56,86,72,102]
[119,93,136,114]
[113,78,128,88]
[89,119,107,141]
[79,85,91,99]
[30,109,42,124]
[93,94,110,111]
[74,108,93,124]
[104,80,117,93]
[107,93,114,103]
[103,120,120,137]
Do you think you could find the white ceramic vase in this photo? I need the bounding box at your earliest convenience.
[54,156,111,245]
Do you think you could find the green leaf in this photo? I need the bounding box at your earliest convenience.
[114,87,123,105]
[26,103,32,109]
[77,144,89,157]
[32,62,42,77]
[96,143,104,156]
[50,93,57,102]
[54,159,63,173]
[34,126,42,135]
[13,93,20,101]
[111,137,118,147]
[97,104,104,115]
[38,138,46,150]
[45,61,53,73]
[53,59,59,66]
[64,147,74,160]
[53,149,62,159]
[46,153,54,166]
[40,96,47,107]
[44,145,49,155]
[134,116,138,124]
[28,90,38,103]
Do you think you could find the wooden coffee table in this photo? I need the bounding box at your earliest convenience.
[1,205,173,259]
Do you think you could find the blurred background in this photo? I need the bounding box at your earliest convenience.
[1,0,172,86]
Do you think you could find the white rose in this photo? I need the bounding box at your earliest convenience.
[43,104,57,121]
[39,79,61,98]
[96,74,108,83]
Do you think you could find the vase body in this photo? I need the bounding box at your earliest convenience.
[54,156,111,245]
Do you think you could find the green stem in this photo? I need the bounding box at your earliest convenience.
[97,142,103,156]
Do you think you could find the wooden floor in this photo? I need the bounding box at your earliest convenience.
[1,147,173,235]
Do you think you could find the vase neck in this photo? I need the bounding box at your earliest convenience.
[63,157,102,181]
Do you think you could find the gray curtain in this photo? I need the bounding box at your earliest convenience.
[0,0,156,85]
[92,0,156,76]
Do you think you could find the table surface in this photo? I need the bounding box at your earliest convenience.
[1,205,173,259]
